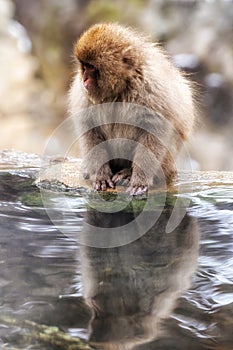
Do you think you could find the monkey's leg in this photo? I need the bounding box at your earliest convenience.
[126,134,164,196]
[126,164,149,196]
[161,152,178,185]
[127,135,178,195]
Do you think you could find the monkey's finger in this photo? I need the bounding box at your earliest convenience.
[101,181,107,191]
[93,181,108,191]
[121,177,131,186]
[94,181,106,191]
[112,174,122,183]
[112,174,128,185]
[126,186,135,196]
[126,185,148,196]
[112,170,127,182]
[112,175,119,183]
[106,179,114,188]
[93,181,100,190]
[112,169,131,184]
[134,186,148,196]
[115,178,130,186]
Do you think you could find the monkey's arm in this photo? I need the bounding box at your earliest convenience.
[128,133,176,195]
[80,128,114,191]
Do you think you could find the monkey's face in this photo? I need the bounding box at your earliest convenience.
[81,62,99,96]
[74,23,143,103]
[77,58,128,103]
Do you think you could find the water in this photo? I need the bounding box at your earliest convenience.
[0,152,233,350]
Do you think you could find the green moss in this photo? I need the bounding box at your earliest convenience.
[85,190,185,213]
[0,315,94,350]
[20,191,43,207]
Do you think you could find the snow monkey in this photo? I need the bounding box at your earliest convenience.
[69,23,196,195]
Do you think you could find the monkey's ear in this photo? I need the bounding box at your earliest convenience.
[122,47,134,68]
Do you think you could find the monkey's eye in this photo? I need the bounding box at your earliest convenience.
[84,62,94,69]
[80,61,95,72]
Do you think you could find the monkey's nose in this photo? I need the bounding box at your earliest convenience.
[83,78,90,91]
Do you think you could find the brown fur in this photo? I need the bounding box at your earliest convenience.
[69,23,196,194]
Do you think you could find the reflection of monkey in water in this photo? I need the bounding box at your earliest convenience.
[69,23,197,195]
[80,209,199,350]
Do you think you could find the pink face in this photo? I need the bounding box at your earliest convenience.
[81,62,98,94]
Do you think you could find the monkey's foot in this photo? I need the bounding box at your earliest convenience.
[112,168,131,186]
[126,185,148,196]
[93,179,114,191]
[126,168,149,195]
[93,178,114,191]
[91,164,114,191]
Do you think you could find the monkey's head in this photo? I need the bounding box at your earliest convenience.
[74,23,144,103]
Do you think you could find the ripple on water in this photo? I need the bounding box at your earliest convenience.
[0,158,233,349]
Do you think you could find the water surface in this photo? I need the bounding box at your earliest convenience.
[0,152,233,350]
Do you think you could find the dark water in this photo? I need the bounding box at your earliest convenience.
[0,163,233,349]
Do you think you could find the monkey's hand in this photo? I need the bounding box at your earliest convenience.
[126,167,148,196]
[112,168,132,186]
[93,163,114,191]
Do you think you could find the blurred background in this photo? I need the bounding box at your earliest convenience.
[0,0,232,171]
